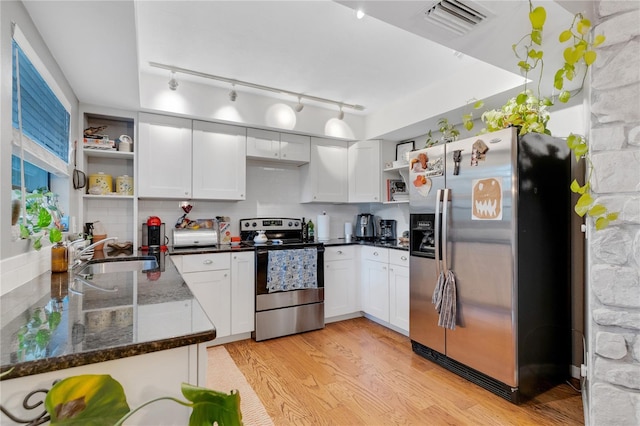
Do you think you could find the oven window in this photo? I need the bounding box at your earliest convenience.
[267,248,317,293]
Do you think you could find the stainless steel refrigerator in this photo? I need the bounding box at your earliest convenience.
[408,127,571,403]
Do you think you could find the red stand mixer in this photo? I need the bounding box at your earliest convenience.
[141,216,168,252]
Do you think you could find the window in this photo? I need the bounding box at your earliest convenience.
[11,155,49,192]
[12,39,70,163]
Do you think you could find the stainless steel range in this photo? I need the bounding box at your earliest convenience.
[240,217,325,341]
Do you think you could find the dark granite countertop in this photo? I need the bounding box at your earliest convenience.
[169,240,408,255]
[0,252,215,381]
[321,239,409,251]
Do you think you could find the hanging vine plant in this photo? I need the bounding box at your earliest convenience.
[460,0,616,229]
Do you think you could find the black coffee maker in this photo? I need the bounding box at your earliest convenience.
[379,219,397,243]
[141,216,168,252]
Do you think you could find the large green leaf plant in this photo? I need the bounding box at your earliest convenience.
[13,188,63,249]
[44,375,242,426]
[460,1,615,229]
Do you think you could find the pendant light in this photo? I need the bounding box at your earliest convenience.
[294,96,304,112]
[229,83,237,101]
[168,71,179,91]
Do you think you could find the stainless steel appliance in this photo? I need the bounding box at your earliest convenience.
[240,217,325,341]
[379,219,397,243]
[408,128,571,403]
[355,213,375,241]
[173,227,218,248]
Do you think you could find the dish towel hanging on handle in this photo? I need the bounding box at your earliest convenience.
[432,270,457,330]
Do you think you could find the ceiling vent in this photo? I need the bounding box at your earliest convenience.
[424,0,490,36]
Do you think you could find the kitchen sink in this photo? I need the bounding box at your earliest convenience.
[75,256,158,275]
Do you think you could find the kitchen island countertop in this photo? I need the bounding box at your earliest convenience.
[0,252,215,381]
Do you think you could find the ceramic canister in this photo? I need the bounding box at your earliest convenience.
[88,172,112,195]
[116,175,134,195]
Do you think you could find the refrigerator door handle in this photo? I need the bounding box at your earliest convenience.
[434,189,442,277]
[441,188,451,274]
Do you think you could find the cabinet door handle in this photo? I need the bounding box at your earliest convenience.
[224,273,228,277]
[274,153,278,157]
[389,267,393,272]
[373,252,378,256]
[401,256,407,261]
[382,266,387,270]
[203,259,213,265]
[337,250,343,255]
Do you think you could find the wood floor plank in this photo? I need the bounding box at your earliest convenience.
[223,317,583,425]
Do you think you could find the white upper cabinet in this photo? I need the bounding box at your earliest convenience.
[138,113,192,198]
[246,128,279,159]
[348,140,381,203]
[192,121,246,200]
[279,132,310,163]
[300,137,348,203]
[246,128,310,164]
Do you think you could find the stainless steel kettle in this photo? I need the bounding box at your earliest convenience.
[355,213,376,240]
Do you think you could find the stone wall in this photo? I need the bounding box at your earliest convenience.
[588,2,640,425]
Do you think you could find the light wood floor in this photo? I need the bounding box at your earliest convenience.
[223,317,583,425]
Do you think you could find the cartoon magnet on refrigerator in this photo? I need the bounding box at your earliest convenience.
[472,177,502,220]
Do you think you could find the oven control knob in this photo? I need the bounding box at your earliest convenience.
[252,222,257,228]
[294,221,299,227]
[244,222,250,228]
[288,221,293,227]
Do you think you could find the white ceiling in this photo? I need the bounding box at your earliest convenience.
[22,0,582,133]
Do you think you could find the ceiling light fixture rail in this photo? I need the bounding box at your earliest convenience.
[150,61,365,112]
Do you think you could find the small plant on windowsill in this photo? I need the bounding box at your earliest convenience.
[12,188,64,249]
[460,0,616,229]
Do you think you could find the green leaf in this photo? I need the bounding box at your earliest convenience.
[559,30,573,43]
[584,50,597,65]
[575,193,594,217]
[588,204,607,217]
[181,383,242,426]
[531,30,542,45]
[593,34,606,47]
[558,90,571,103]
[33,236,43,251]
[574,143,588,161]
[50,228,63,244]
[595,217,609,230]
[570,179,587,194]
[46,375,130,425]
[607,212,619,221]
[566,134,579,149]
[518,61,531,72]
[49,311,62,330]
[577,18,591,35]
[564,47,577,64]
[529,6,546,30]
[516,93,528,105]
[37,208,52,228]
[473,100,484,109]
[464,120,474,131]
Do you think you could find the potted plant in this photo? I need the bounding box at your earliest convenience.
[460,1,615,229]
[13,188,64,250]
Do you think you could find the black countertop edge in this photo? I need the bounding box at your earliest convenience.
[168,240,408,255]
[0,329,215,381]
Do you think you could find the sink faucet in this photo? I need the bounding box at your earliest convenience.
[69,236,118,270]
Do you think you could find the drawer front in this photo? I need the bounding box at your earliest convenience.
[324,245,355,261]
[389,250,409,267]
[361,246,389,263]
[182,253,231,273]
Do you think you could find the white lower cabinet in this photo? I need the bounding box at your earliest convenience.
[361,246,390,322]
[175,253,232,340]
[360,246,410,333]
[173,252,254,340]
[324,246,358,319]
[388,250,410,333]
[231,251,255,334]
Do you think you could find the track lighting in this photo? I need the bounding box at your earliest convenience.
[356,9,365,19]
[337,105,344,120]
[229,84,237,102]
[168,71,179,91]
[151,62,366,112]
